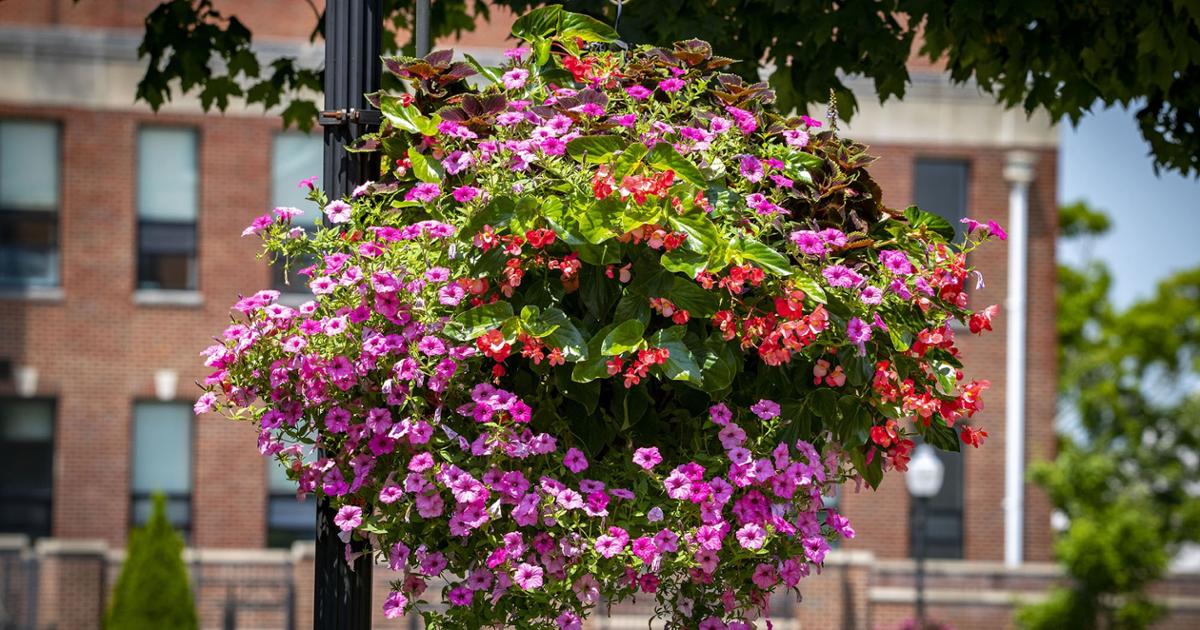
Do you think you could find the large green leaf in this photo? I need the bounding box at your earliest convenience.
[511,5,618,43]
[612,142,649,178]
[445,302,514,341]
[572,324,617,383]
[407,148,443,184]
[669,212,723,254]
[575,197,624,244]
[652,276,719,317]
[660,248,709,277]
[567,135,627,163]
[380,94,439,135]
[614,292,651,327]
[649,327,703,385]
[646,143,706,186]
[601,319,646,356]
[793,273,828,304]
[904,206,956,241]
[733,237,792,275]
[541,307,588,361]
[698,333,738,392]
[922,419,961,453]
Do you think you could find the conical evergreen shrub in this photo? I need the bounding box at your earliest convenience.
[105,492,198,630]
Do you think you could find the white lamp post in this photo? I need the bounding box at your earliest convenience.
[906,444,945,629]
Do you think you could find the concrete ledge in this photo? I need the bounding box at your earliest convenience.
[873,559,1063,577]
[133,289,203,307]
[870,586,1044,607]
[824,549,877,566]
[290,540,316,562]
[0,534,31,550]
[0,286,64,302]
[34,538,108,557]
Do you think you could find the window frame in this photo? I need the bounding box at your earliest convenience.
[129,400,196,535]
[0,119,62,289]
[0,396,56,539]
[134,125,201,293]
[912,156,971,243]
[268,131,323,294]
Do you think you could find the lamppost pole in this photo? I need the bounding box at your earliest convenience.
[906,444,944,630]
[315,1,381,628]
[914,496,928,629]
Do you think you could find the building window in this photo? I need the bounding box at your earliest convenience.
[0,399,54,538]
[266,455,316,548]
[137,128,198,291]
[0,121,60,288]
[270,132,322,292]
[914,158,970,241]
[910,448,964,559]
[131,402,192,532]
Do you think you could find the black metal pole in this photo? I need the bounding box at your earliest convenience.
[315,1,381,629]
[915,496,928,629]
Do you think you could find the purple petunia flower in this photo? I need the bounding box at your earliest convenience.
[563,447,589,473]
[822,265,864,288]
[333,505,363,532]
[405,183,441,203]
[632,447,662,470]
[324,200,352,224]
[750,399,780,420]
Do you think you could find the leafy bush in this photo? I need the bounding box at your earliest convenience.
[196,7,1002,628]
[105,492,198,630]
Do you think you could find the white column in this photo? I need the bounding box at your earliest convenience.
[1003,150,1036,567]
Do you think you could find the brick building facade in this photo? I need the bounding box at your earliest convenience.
[0,2,1168,629]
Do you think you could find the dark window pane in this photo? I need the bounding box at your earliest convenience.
[137,221,197,290]
[910,448,964,560]
[267,494,316,548]
[131,494,192,534]
[0,210,58,287]
[0,121,59,287]
[0,399,54,538]
[914,158,970,241]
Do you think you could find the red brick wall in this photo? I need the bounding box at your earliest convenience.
[839,143,1058,563]
[0,104,276,548]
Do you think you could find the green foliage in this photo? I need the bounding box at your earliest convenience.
[123,0,1200,176]
[1019,203,1200,629]
[105,493,198,630]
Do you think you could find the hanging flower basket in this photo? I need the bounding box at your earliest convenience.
[198,6,1001,629]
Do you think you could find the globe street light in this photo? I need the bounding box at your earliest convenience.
[906,444,945,629]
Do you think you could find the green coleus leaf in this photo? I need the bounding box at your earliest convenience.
[445,302,514,341]
[904,206,956,241]
[649,326,703,385]
[646,142,707,187]
[567,135,628,163]
[541,307,588,361]
[732,237,792,276]
[572,323,617,382]
[408,148,443,184]
[601,319,646,356]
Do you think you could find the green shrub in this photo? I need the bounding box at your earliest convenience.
[105,492,198,630]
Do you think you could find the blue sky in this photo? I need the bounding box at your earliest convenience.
[1058,106,1200,308]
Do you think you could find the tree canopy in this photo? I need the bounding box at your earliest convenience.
[125,0,1200,176]
[1018,202,1200,629]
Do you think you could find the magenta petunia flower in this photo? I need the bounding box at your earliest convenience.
[502,68,529,90]
[324,200,352,224]
[860,285,884,305]
[625,85,652,100]
[750,399,780,420]
[563,447,589,473]
[790,230,826,256]
[658,77,685,93]
[823,264,864,288]
[632,447,662,470]
[405,183,441,203]
[736,522,767,550]
[333,505,363,532]
[513,563,544,590]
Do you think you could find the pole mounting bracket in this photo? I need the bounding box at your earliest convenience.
[318,108,382,127]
